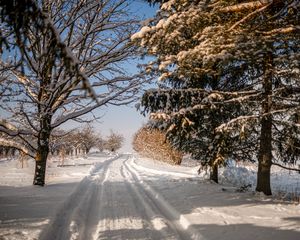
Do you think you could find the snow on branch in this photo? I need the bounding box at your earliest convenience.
[0,120,18,132]
[228,2,272,31]
[0,123,34,137]
[216,107,300,133]
[220,1,272,13]
[51,79,141,128]
[215,115,260,133]
[258,26,300,36]
[1,0,98,101]
[0,138,34,158]
[149,88,260,97]
[144,88,261,115]
[148,90,261,123]
[273,119,300,129]
[272,162,300,172]
[41,15,99,103]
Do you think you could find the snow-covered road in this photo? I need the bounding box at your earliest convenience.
[0,153,299,240]
[40,154,299,240]
[40,154,200,240]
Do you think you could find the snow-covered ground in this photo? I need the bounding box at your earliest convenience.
[0,153,299,240]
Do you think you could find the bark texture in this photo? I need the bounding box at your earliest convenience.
[33,117,51,186]
[210,164,219,183]
[256,52,273,195]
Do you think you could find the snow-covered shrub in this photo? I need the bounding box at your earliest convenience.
[220,166,256,189]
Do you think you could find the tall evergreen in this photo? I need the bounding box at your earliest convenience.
[133,0,300,194]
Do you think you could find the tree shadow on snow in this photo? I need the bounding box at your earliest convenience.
[186,222,300,240]
[283,217,300,223]
[92,223,300,240]
[41,179,300,240]
[0,183,79,218]
[1,160,299,240]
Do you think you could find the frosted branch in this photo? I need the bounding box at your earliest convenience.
[0,138,34,158]
[220,1,271,13]
[229,2,272,31]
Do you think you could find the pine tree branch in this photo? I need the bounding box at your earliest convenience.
[229,2,272,31]
[220,1,272,13]
[259,26,300,35]
[272,162,300,172]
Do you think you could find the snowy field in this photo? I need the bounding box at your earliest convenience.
[0,153,299,240]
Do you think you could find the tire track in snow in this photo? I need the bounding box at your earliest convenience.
[92,154,194,240]
[120,161,180,239]
[39,156,117,240]
[40,154,204,240]
[93,155,167,240]
[123,157,205,240]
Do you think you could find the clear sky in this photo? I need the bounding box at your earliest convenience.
[91,1,158,152]
[0,1,158,152]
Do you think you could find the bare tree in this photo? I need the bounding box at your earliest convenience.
[48,128,76,157]
[77,125,99,154]
[0,0,98,98]
[96,136,105,153]
[104,131,124,152]
[0,0,145,186]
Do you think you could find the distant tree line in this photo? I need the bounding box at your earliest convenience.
[0,125,124,159]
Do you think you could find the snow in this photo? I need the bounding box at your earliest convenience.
[220,162,300,200]
[0,139,34,158]
[131,26,152,41]
[0,153,299,240]
[161,0,176,11]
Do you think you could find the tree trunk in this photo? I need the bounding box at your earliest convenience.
[256,51,273,195]
[5,147,9,157]
[33,117,51,186]
[12,148,16,156]
[256,113,272,195]
[210,164,218,183]
[33,145,49,186]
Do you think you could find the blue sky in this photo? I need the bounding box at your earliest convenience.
[0,1,158,152]
[91,1,158,152]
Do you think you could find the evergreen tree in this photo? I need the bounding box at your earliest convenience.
[133,0,300,194]
[145,0,165,5]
